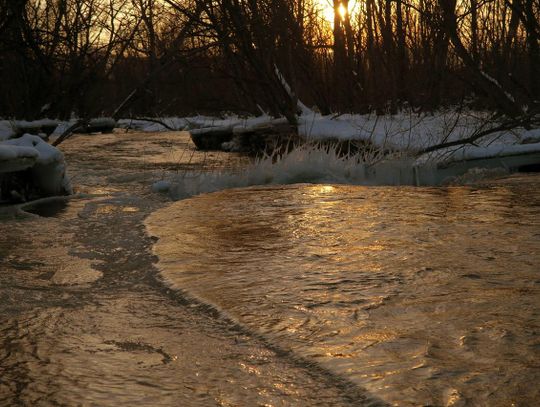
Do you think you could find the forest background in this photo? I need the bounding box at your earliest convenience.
[0,0,538,122]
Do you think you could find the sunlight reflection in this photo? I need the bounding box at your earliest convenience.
[147,180,540,406]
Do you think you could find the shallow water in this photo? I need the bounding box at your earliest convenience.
[1,131,539,406]
[0,132,372,406]
[147,179,540,406]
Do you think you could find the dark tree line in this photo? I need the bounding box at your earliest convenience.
[0,0,538,120]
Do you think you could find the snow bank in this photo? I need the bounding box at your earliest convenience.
[0,119,62,141]
[177,109,540,164]
[14,118,60,131]
[0,143,39,173]
[1,134,72,196]
[417,141,540,165]
[297,111,533,151]
[0,144,39,161]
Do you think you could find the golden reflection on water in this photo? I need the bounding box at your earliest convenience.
[147,177,540,406]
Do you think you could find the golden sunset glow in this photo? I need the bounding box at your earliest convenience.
[338,3,347,18]
[320,1,358,24]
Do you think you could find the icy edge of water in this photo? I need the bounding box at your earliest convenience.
[150,142,538,201]
[151,145,429,200]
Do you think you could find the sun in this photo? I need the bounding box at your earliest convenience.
[319,1,357,25]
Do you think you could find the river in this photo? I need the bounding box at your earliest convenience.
[1,131,539,406]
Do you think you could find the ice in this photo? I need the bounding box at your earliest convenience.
[162,144,403,200]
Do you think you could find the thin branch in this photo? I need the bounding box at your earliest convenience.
[417,115,538,155]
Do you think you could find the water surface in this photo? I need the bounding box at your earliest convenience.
[147,177,540,406]
[1,132,367,406]
[2,131,539,406]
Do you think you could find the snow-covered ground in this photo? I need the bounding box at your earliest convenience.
[143,110,540,198]
[116,110,540,163]
[299,111,518,149]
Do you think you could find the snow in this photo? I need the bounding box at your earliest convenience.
[479,70,518,105]
[0,119,62,141]
[151,109,540,199]
[1,134,72,195]
[417,141,540,165]
[0,144,39,161]
[15,118,60,129]
[300,111,540,167]
[274,65,313,115]
[297,111,523,151]
[4,134,63,165]
[0,121,17,141]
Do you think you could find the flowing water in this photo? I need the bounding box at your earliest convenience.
[1,131,539,406]
[146,181,540,406]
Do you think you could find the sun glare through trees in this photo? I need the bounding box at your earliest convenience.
[319,0,358,24]
[0,0,538,119]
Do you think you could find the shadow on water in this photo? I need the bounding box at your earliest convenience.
[22,198,69,217]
